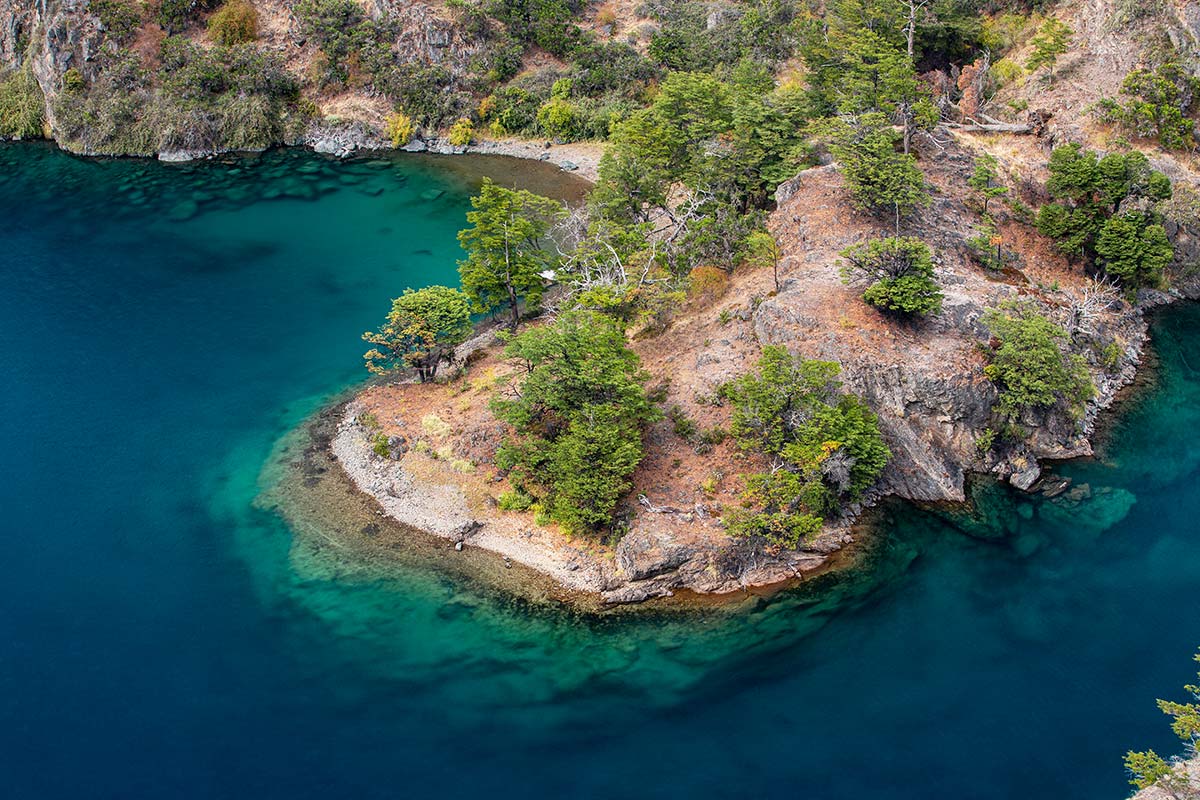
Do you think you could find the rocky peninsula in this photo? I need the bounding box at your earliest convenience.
[324,124,1200,603]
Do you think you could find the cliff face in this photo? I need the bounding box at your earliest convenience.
[0,0,493,156]
[765,150,1147,503]
[1,0,101,133]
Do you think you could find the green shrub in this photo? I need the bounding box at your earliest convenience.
[371,432,392,458]
[668,405,699,441]
[989,58,1024,90]
[981,302,1094,419]
[0,68,45,139]
[293,0,386,86]
[1101,340,1124,370]
[158,0,202,34]
[1036,144,1173,291]
[1024,18,1071,84]
[570,41,658,97]
[381,64,465,129]
[721,346,890,548]
[479,86,540,135]
[208,0,258,46]
[91,0,143,43]
[828,113,930,232]
[487,0,584,57]
[497,489,536,511]
[1094,63,1199,150]
[1095,212,1173,292]
[840,236,942,316]
[491,311,659,534]
[980,12,1031,53]
[385,110,415,146]
[967,217,1008,271]
[61,68,86,93]
[448,117,474,146]
[536,96,580,140]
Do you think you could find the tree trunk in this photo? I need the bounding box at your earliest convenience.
[508,283,520,331]
[944,121,1035,134]
[906,1,916,60]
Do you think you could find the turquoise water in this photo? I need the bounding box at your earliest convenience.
[1,143,1197,799]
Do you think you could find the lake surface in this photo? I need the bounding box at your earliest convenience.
[1,143,1197,799]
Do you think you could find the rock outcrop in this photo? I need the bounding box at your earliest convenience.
[764,153,1147,504]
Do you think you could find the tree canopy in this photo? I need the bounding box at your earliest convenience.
[361,285,473,381]
[1024,18,1071,84]
[1036,144,1173,291]
[981,302,1093,419]
[968,153,1008,215]
[721,346,890,547]
[458,178,564,330]
[828,113,930,233]
[491,311,659,533]
[840,236,943,316]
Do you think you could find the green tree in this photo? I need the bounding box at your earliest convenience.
[591,110,683,221]
[836,29,934,153]
[1025,18,1071,84]
[968,153,1008,214]
[535,96,580,140]
[840,236,942,316]
[829,113,930,234]
[981,302,1093,418]
[1097,63,1200,151]
[1036,144,1173,289]
[592,67,811,222]
[743,229,783,293]
[361,286,473,381]
[492,311,659,533]
[1124,648,1200,798]
[1096,212,1173,292]
[457,178,564,331]
[722,346,890,547]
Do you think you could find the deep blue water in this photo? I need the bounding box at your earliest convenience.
[1,143,1197,799]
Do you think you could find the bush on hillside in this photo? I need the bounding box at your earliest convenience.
[840,236,943,317]
[981,302,1093,419]
[491,311,659,534]
[208,0,259,47]
[0,68,45,139]
[721,346,890,548]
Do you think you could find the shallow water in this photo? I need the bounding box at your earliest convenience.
[1,143,1197,799]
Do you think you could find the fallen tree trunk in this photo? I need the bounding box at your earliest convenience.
[944,121,1034,134]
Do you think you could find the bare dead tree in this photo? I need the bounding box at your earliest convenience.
[1058,278,1122,338]
[902,0,931,60]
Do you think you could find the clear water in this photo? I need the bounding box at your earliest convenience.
[1,143,1197,799]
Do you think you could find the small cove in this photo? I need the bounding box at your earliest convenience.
[1,142,1198,799]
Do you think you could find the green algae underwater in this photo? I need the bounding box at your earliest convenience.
[1,142,1197,799]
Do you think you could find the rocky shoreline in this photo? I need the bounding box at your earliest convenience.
[161,118,603,183]
[329,397,861,604]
